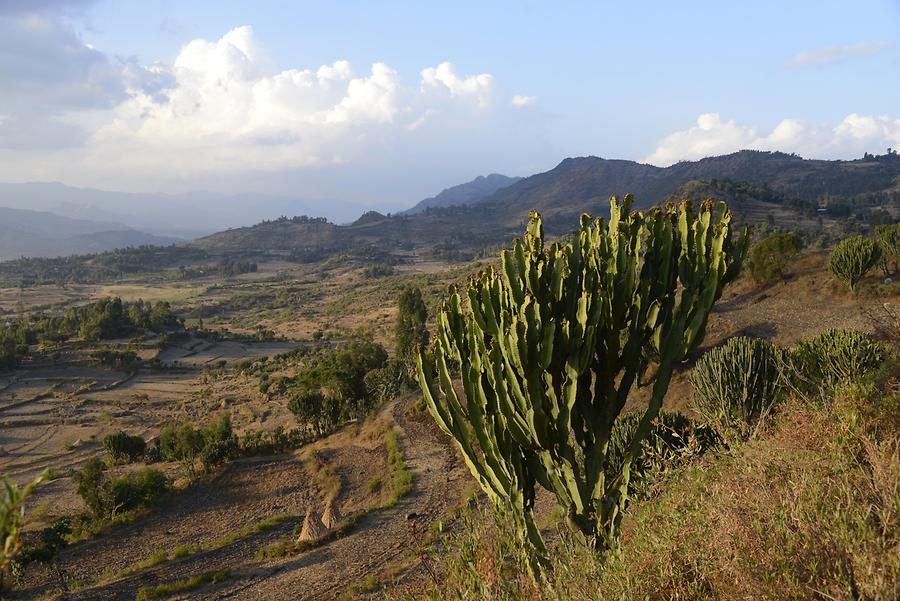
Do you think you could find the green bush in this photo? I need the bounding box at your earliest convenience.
[102,431,147,464]
[790,328,885,393]
[829,235,881,292]
[159,414,238,474]
[73,458,169,520]
[605,411,717,495]
[748,232,803,282]
[690,336,785,441]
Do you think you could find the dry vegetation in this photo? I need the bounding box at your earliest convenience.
[1,233,898,600]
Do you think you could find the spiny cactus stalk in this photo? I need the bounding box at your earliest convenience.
[690,336,784,441]
[874,223,899,276]
[829,235,881,293]
[417,196,747,572]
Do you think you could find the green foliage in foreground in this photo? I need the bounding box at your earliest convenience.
[690,336,785,441]
[829,235,881,292]
[418,197,747,572]
[395,285,429,367]
[1,472,45,592]
[747,232,803,282]
[395,359,899,601]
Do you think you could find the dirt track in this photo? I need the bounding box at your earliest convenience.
[42,395,465,601]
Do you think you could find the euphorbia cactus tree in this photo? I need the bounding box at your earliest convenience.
[417,196,747,572]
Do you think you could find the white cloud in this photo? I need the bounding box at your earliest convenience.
[420,62,493,108]
[0,23,524,186]
[644,112,900,166]
[788,41,891,67]
[512,95,536,107]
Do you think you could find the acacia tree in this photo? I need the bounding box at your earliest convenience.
[418,197,747,574]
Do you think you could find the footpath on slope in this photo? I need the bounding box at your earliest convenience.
[51,394,465,601]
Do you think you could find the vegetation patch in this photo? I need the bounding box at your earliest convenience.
[134,569,231,600]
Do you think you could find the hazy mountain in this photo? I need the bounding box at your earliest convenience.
[0,206,179,260]
[0,182,363,238]
[477,150,900,228]
[403,174,521,214]
[192,150,900,256]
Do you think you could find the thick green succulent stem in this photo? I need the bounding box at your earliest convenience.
[418,196,747,573]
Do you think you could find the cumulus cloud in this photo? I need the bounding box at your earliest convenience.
[420,62,493,108]
[78,26,501,176]
[644,112,900,166]
[512,95,536,107]
[0,19,540,192]
[788,41,891,67]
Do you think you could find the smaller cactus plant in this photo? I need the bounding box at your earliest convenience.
[690,336,785,441]
[790,328,884,391]
[829,235,881,292]
[873,223,899,276]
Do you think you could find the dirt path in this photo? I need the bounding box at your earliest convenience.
[195,397,465,601]
[39,395,464,601]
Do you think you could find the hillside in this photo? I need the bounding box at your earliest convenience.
[402,173,521,214]
[478,150,900,227]
[191,150,900,256]
[0,206,180,260]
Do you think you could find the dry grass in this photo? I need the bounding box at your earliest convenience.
[392,378,899,601]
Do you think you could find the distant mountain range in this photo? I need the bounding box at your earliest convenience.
[0,206,180,261]
[402,174,521,214]
[194,150,900,255]
[0,182,365,239]
[2,150,898,266]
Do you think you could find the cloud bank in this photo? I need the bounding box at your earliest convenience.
[644,112,900,166]
[0,9,541,197]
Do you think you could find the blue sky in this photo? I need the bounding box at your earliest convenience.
[0,0,898,210]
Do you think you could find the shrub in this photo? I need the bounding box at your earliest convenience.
[829,235,881,292]
[103,431,147,464]
[73,458,169,520]
[363,361,406,404]
[790,328,885,393]
[690,336,785,441]
[605,411,718,495]
[748,232,803,282]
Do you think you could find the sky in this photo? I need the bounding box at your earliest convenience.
[0,0,899,211]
